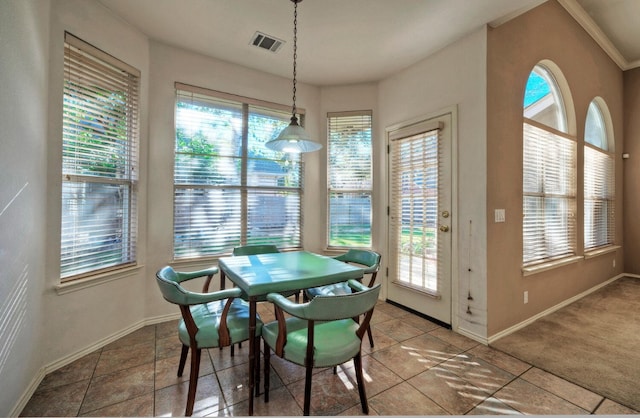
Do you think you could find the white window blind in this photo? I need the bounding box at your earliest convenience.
[523,121,576,265]
[389,122,442,293]
[174,84,303,259]
[327,111,372,247]
[61,32,140,280]
[584,100,615,250]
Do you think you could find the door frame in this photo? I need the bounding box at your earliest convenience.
[384,105,459,331]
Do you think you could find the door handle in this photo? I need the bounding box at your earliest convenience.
[439,225,449,232]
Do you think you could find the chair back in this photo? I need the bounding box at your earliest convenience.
[156,265,192,305]
[335,249,381,286]
[308,283,380,322]
[233,244,280,256]
[282,281,381,321]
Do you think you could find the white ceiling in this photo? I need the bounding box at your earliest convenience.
[97,0,640,86]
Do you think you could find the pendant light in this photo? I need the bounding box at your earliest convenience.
[265,0,322,153]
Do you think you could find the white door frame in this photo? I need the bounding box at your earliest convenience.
[384,105,459,331]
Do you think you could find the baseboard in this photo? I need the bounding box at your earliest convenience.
[9,312,180,417]
[487,273,626,345]
[456,326,489,345]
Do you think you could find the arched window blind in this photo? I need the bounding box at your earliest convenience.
[584,100,615,250]
[523,122,577,265]
[60,32,140,281]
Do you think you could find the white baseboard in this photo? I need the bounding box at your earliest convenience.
[9,312,180,417]
[487,273,626,345]
[456,326,489,345]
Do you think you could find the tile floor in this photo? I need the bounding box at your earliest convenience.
[20,301,639,416]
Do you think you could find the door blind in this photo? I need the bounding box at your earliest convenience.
[389,125,442,294]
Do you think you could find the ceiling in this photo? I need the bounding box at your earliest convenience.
[97,0,640,86]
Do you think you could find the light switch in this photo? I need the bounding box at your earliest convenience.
[495,209,506,223]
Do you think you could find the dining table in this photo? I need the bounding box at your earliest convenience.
[217,250,365,415]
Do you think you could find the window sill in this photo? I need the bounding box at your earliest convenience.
[522,255,583,277]
[55,265,143,295]
[584,245,620,259]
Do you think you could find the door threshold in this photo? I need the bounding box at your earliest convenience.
[385,299,451,329]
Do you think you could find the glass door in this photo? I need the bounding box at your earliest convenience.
[387,112,452,324]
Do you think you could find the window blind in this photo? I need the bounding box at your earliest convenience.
[327,111,372,247]
[61,32,140,280]
[523,121,576,265]
[584,144,615,249]
[174,85,303,259]
[389,126,442,293]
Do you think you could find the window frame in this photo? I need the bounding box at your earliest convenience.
[60,32,140,283]
[583,98,615,253]
[173,83,305,260]
[522,63,578,273]
[326,110,373,249]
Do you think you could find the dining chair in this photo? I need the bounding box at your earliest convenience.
[156,266,263,416]
[305,249,381,347]
[262,280,381,416]
[232,244,301,303]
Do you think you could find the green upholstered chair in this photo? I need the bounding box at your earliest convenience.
[262,280,381,416]
[232,244,301,302]
[305,249,381,347]
[232,244,280,256]
[156,266,263,416]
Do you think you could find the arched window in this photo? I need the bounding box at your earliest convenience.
[523,63,576,267]
[584,99,615,250]
[523,65,567,132]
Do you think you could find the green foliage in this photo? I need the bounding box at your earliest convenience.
[62,84,130,178]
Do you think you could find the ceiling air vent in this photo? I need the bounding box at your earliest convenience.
[250,31,285,53]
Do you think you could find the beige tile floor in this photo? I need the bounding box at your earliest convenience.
[20,301,639,416]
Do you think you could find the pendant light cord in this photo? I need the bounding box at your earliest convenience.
[291,0,299,118]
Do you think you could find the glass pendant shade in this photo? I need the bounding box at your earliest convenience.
[266,0,322,154]
[266,116,322,153]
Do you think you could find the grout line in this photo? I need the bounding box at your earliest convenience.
[76,347,102,416]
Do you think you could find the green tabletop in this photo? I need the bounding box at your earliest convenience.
[218,251,364,297]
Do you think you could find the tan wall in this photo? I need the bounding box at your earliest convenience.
[486,0,624,336]
[623,68,640,273]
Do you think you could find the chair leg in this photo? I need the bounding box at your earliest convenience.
[178,344,189,377]
[353,353,369,414]
[367,324,375,348]
[303,364,313,416]
[185,347,202,416]
[263,339,270,403]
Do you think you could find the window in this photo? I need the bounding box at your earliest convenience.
[61,33,140,281]
[522,64,576,266]
[584,99,615,250]
[174,83,303,259]
[327,111,373,247]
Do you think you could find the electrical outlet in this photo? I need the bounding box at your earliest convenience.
[524,291,529,304]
